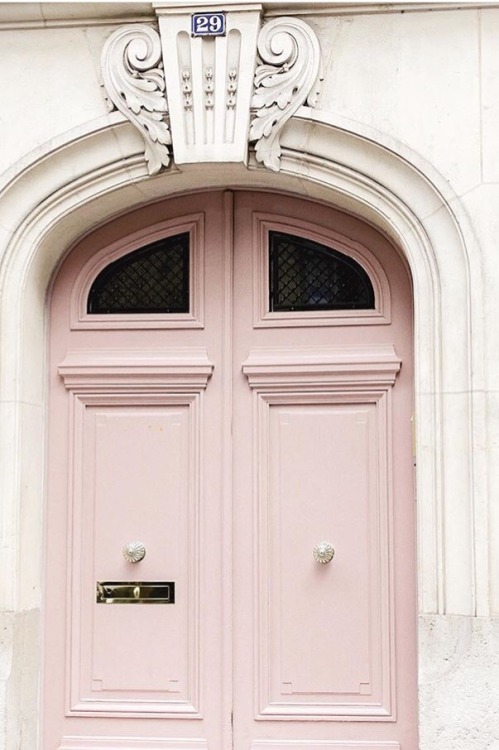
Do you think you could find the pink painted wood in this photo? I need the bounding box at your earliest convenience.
[45,191,416,750]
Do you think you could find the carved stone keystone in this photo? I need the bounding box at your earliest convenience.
[155,3,261,165]
[101,5,322,173]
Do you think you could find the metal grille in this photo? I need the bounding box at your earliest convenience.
[87,233,189,314]
[269,231,375,312]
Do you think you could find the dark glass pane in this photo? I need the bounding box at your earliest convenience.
[87,233,189,314]
[269,231,375,312]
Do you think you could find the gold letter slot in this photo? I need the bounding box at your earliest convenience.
[96,581,175,604]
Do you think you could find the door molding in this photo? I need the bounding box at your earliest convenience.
[0,108,484,747]
[251,213,391,328]
[250,743,400,750]
[243,345,401,720]
[70,214,205,330]
[58,348,214,391]
[58,739,209,750]
[242,345,401,389]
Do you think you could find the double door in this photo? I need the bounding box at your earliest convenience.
[45,191,417,750]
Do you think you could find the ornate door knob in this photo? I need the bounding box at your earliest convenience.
[313,541,335,564]
[122,541,146,563]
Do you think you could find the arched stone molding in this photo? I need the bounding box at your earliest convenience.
[0,108,485,745]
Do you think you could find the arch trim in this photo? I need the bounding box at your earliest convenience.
[0,109,486,746]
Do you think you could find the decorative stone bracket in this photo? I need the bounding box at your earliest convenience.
[101,4,322,174]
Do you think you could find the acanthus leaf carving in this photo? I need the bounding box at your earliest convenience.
[249,17,323,172]
[101,24,171,175]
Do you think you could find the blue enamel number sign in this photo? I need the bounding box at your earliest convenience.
[191,12,226,37]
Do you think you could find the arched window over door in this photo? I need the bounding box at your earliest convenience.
[87,233,190,315]
[70,214,204,329]
[268,230,375,312]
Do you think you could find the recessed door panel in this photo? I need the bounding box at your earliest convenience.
[71,397,200,715]
[259,399,392,718]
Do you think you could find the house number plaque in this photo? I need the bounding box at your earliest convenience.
[191,12,226,36]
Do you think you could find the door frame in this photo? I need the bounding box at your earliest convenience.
[0,113,483,748]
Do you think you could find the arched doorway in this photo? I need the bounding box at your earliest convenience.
[44,190,416,749]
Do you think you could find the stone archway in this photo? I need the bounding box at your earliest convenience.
[0,111,484,748]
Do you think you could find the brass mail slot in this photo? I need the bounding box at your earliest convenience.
[96,581,175,604]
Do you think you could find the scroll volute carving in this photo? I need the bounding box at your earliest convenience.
[101,24,171,175]
[249,17,323,172]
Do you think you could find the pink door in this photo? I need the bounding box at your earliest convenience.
[45,191,416,750]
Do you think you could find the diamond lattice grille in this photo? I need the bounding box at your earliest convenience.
[88,233,189,314]
[269,232,375,312]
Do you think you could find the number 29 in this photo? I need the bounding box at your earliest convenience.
[192,13,226,36]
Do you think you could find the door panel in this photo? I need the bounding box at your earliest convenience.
[72,399,198,715]
[263,399,391,717]
[232,192,415,748]
[45,190,416,750]
[46,192,226,750]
